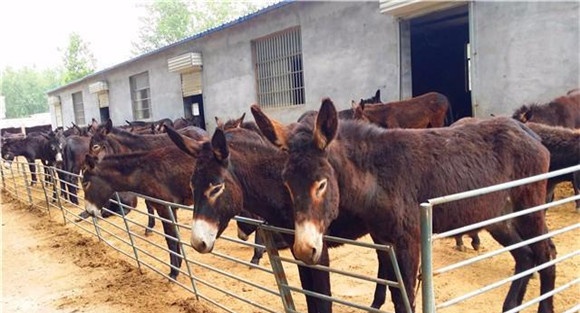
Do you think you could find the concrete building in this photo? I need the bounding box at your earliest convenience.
[46,1,579,133]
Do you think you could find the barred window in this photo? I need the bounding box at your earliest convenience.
[253,27,305,108]
[72,92,85,125]
[130,71,151,120]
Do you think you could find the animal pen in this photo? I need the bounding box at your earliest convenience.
[1,158,579,313]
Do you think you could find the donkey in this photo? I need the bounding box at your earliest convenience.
[251,99,556,313]
[353,92,450,128]
[82,145,198,279]
[167,123,405,313]
[2,131,63,187]
[512,90,580,128]
[337,89,382,120]
[526,122,580,210]
[88,119,207,235]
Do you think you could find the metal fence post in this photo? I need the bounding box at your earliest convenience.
[38,165,52,216]
[20,163,33,204]
[1,159,5,189]
[259,227,296,312]
[115,192,142,270]
[167,205,199,299]
[10,164,19,199]
[420,202,435,313]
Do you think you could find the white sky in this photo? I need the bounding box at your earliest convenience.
[0,0,145,71]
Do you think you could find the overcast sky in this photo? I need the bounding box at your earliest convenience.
[0,0,144,71]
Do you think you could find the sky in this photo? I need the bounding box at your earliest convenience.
[0,0,145,71]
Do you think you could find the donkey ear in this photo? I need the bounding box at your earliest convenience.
[104,119,113,134]
[351,100,357,109]
[215,116,224,128]
[375,89,381,102]
[522,111,533,123]
[313,98,338,150]
[211,128,229,163]
[251,104,289,150]
[166,126,202,158]
[84,154,97,170]
[236,112,246,127]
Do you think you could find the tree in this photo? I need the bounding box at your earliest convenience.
[61,32,96,84]
[1,67,60,118]
[132,0,274,54]
[132,0,193,54]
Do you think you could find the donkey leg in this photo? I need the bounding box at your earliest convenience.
[144,200,156,236]
[158,205,182,279]
[469,232,481,251]
[250,232,265,265]
[295,245,332,313]
[28,162,37,186]
[388,242,419,313]
[486,223,535,311]
[370,248,389,308]
[573,172,580,211]
[454,235,466,251]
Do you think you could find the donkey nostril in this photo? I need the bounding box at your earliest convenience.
[311,247,317,259]
[199,241,207,251]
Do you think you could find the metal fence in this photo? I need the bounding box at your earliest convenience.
[1,157,579,313]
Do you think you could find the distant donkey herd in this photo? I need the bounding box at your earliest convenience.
[1,88,579,313]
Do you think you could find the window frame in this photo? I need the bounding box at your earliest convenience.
[129,71,151,120]
[71,91,85,125]
[252,27,305,109]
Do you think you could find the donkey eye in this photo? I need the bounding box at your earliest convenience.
[205,182,225,200]
[92,144,101,151]
[82,181,91,189]
[315,179,328,196]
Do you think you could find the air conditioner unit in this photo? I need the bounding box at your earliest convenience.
[48,95,61,106]
[89,81,109,94]
[168,52,203,73]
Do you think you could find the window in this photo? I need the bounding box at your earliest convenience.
[253,27,305,108]
[54,103,63,127]
[130,72,151,120]
[72,92,85,125]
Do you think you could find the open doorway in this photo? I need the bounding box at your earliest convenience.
[183,94,205,129]
[410,5,472,124]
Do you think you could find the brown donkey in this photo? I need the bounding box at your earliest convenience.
[353,91,450,128]
[251,99,555,313]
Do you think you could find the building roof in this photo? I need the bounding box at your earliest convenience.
[47,0,291,95]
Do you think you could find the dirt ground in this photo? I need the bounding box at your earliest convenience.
[1,181,579,313]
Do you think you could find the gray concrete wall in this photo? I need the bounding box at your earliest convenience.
[196,1,399,131]
[49,2,400,132]
[471,1,579,118]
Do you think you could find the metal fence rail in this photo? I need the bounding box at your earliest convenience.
[420,164,580,313]
[2,158,578,313]
[1,157,409,313]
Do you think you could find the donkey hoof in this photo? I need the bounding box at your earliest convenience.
[145,228,153,236]
[454,245,467,252]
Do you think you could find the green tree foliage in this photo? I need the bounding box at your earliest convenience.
[1,67,60,118]
[133,0,274,54]
[61,32,96,84]
[132,0,193,54]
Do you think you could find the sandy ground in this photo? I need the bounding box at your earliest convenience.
[1,180,579,313]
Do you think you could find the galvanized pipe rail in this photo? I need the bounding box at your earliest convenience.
[2,158,578,313]
[420,164,580,313]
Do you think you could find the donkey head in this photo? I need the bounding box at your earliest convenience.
[167,126,243,253]
[81,154,116,217]
[251,99,341,265]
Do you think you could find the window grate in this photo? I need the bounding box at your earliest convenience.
[253,27,304,109]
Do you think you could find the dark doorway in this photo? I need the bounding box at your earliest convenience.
[99,107,110,123]
[410,5,472,124]
[183,94,205,129]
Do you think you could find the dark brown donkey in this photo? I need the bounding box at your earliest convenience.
[353,91,450,128]
[88,119,207,234]
[81,145,198,279]
[167,125,383,313]
[512,89,580,128]
[251,99,556,313]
